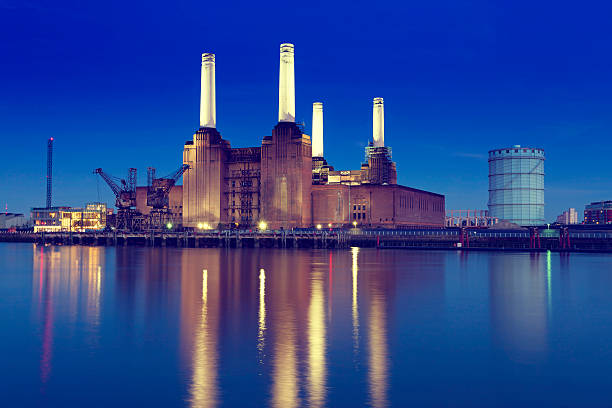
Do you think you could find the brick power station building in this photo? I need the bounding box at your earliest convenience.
[181,44,444,230]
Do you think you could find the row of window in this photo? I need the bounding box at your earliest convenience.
[398,194,444,213]
[489,148,544,156]
[489,175,544,189]
[489,159,544,174]
[489,205,545,225]
[489,190,544,203]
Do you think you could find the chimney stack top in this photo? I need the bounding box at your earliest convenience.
[202,53,215,63]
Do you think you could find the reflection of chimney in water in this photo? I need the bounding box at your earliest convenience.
[258,268,266,360]
[188,267,218,407]
[271,254,300,408]
[368,292,389,408]
[308,267,327,406]
[352,247,360,354]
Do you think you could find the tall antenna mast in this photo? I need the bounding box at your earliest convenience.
[46,137,53,208]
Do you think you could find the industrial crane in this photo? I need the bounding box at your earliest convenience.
[146,164,189,228]
[94,168,142,231]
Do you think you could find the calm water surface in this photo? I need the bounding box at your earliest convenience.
[2,243,612,407]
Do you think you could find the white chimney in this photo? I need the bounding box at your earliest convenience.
[312,102,323,157]
[278,43,295,122]
[200,53,216,128]
[373,97,384,147]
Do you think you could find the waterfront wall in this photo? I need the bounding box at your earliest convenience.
[3,228,612,252]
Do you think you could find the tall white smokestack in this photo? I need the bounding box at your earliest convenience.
[373,97,384,147]
[312,102,323,157]
[278,43,295,122]
[200,53,216,128]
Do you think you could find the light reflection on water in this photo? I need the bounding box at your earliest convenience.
[307,260,326,408]
[4,244,612,406]
[489,253,548,363]
[32,246,104,387]
[352,247,360,356]
[188,268,217,408]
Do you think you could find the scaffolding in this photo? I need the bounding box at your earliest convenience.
[226,148,261,227]
[364,144,395,185]
[446,209,499,227]
[312,156,333,185]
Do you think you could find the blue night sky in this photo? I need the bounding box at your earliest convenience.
[1,0,611,221]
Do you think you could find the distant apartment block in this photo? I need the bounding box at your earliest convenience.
[555,208,579,225]
[584,201,612,225]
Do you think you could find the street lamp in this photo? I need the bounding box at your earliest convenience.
[167,222,173,230]
[352,221,357,228]
[258,221,267,231]
[316,224,322,230]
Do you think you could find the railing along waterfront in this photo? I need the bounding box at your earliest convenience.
[1,226,612,252]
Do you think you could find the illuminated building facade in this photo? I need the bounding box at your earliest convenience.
[181,44,445,229]
[584,201,612,225]
[32,203,108,232]
[555,208,579,225]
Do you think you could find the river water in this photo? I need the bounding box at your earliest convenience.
[2,243,612,407]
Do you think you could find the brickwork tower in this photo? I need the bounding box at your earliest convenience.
[260,44,312,229]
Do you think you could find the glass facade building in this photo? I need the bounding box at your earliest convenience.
[488,146,545,226]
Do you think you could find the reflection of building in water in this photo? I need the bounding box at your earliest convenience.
[32,245,104,326]
[368,293,388,408]
[351,247,360,354]
[365,253,390,408]
[269,253,304,408]
[180,251,220,408]
[142,248,182,317]
[308,263,327,408]
[32,245,104,384]
[258,268,266,361]
[489,253,548,362]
